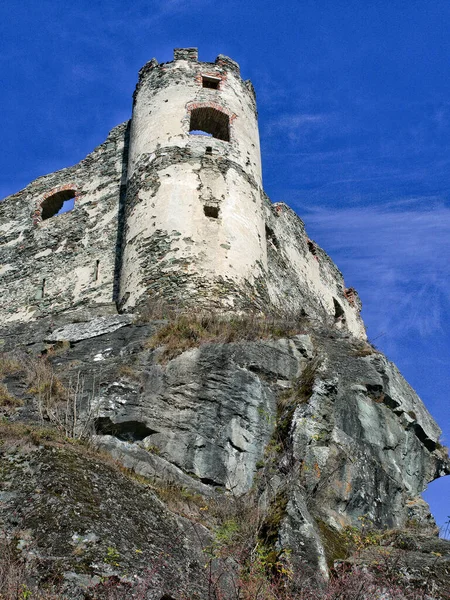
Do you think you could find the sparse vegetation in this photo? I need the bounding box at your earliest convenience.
[0,351,100,439]
[118,365,142,381]
[268,354,322,459]
[0,421,447,599]
[145,309,309,362]
[0,383,22,407]
[351,341,376,357]
[0,353,22,379]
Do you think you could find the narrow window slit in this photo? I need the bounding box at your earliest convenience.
[94,260,100,282]
[265,225,279,249]
[41,279,46,299]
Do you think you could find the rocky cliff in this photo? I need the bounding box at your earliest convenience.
[1,308,449,598]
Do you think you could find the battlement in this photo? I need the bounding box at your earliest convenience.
[173,47,199,62]
[134,48,251,111]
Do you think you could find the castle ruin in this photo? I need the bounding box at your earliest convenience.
[0,48,365,338]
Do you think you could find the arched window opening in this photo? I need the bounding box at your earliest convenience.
[189,107,230,142]
[41,189,76,220]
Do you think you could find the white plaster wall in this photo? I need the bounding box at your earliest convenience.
[120,161,267,309]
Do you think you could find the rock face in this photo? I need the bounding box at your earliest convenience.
[1,314,448,596]
[0,45,448,598]
[0,427,216,599]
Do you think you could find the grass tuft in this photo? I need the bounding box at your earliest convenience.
[146,311,308,362]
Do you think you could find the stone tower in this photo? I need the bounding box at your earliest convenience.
[119,48,267,311]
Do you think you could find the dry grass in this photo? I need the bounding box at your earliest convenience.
[0,384,22,408]
[293,355,322,404]
[0,352,100,439]
[350,340,378,358]
[25,356,66,402]
[146,311,308,362]
[0,354,22,379]
[118,365,142,381]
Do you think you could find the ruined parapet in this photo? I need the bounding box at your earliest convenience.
[0,123,129,326]
[119,48,267,312]
[264,202,366,338]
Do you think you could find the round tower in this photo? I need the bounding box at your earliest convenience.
[119,48,267,312]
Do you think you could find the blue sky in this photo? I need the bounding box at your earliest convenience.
[1,0,449,531]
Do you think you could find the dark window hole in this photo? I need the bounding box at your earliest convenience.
[189,107,230,141]
[38,279,46,300]
[204,205,219,218]
[41,189,76,220]
[205,146,213,155]
[202,76,220,89]
[333,297,345,322]
[307,240,317,255]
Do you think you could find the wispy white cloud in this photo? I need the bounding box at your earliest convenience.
[264,112,332,144]
[301,201,450,341]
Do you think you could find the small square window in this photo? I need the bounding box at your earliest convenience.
[204,205,219,218]
[202,76,220,90]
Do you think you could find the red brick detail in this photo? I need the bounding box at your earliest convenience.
[33,183,80,225]
[194,72,227,90]
[344,287,357,306]
[186,101,237,122]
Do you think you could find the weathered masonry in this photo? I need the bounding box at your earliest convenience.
[0,48,365,338]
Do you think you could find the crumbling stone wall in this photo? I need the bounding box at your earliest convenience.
[0,123,128,325]
[264,199,366,338]
[0,48,365,339]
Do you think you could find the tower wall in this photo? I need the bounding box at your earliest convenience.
[119,49,267,311]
